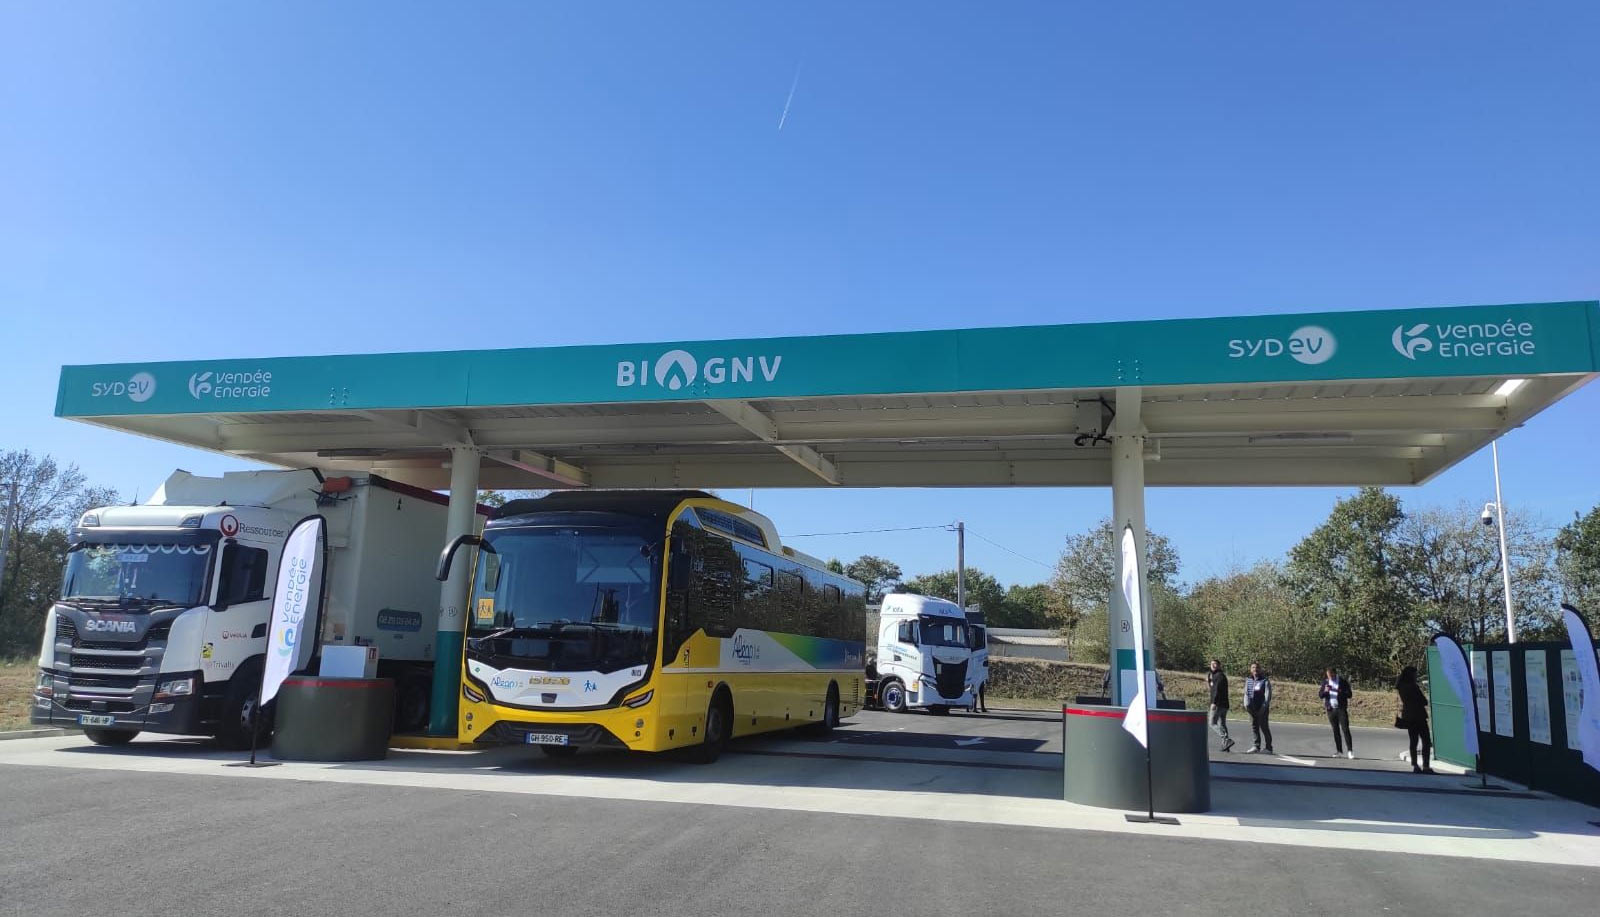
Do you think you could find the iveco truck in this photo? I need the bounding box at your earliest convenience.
[871,593,976,714]
[31,469,457,747]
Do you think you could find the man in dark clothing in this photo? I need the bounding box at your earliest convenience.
[1319,667,1355,758]
[1243,662,1274,754]
[1207,659,1235,752]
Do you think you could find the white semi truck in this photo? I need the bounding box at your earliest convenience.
[869,593,977,714]
[31,469,455,747]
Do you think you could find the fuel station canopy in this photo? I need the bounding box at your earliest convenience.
[55,300,1599,491]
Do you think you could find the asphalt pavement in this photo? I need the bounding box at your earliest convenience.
[1,708,1595,917]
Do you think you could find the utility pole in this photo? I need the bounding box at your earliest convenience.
[0,480,17,607]
[955,521,966,610]
[1492,440,1517,643]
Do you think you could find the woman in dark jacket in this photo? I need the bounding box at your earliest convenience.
[1395,666,1434,774]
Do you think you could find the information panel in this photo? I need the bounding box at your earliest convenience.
[1561,649,1585,751]
[1491,651,1514,737]
[1471,651,1492,733]
[1525,650,1552,745]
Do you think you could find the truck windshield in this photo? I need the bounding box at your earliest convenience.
[467,526,658,673]
[919,616,968,648]
[62,543,212,608]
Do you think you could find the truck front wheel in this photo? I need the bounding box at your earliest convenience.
[880,679,908,714]
[216,661,271,751]
[84,728,138,746]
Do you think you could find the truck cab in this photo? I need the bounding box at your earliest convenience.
[32,469,455,748]
[873,593,975,714]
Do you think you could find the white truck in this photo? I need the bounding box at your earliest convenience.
[31,469,455,747]
[869,593,977,714]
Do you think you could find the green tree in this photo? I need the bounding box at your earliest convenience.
[843,555,902,602]
[901,567,1006,615]
[1285,487,1419,681]
[1556,505,1600,613]
[0,451,118,655]
[1050,518,1180,664]
[1189,562,1328,683]
[1396,503,1559,644]
[998,583,1057,629]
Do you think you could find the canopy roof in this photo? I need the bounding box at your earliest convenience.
[56,300,1599,490]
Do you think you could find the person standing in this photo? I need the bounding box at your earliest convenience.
[1243,662,1274,754]
[1320,667,1355,759]
[1207,659,1235,752]
[1395,665,1435,774]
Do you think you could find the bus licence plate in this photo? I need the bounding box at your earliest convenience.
[77,715,116,727]
[524,733,569,746]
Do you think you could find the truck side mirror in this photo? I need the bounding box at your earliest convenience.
[436,534,483,582]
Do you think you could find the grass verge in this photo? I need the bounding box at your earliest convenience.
[988,657,1396,728]
[2,659,38,731]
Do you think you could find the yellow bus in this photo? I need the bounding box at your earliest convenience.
[439,490,867,761]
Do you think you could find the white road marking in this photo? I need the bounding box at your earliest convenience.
[1275,754,1317,766]
[953,738,985,747]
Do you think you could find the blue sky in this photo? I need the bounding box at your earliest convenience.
[2,2,1597,589]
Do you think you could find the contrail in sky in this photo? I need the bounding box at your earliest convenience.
[777,66,801,131]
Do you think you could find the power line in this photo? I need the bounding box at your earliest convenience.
[965,527,1053,570]
[787,521,947,537]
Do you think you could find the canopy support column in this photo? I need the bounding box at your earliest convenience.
[1107,387,1152,705]
[428,445,480,735]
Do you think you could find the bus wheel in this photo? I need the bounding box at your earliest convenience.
[880,679,907,714]
[84,728,138,746]
[810,684,841,733]
[691,690,732,764]
[540,745,579,759]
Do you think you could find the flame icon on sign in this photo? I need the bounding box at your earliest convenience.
[1391,324,1433,360]
[653,350,698,391]
[188,371,213,398]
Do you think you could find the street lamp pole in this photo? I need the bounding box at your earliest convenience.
[1491,441,1517,643]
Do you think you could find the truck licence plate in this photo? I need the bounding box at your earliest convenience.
[77,714,116,727]
[524,733,569,746]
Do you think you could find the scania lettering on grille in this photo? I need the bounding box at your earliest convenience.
[83,619,136,633]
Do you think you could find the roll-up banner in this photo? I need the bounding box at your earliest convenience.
[262,515,327,705]
[1560,604,1600,772]
[1432,634,1479,757]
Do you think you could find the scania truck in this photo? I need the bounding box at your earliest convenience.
[870,593,976,714]
[31,469,457,747]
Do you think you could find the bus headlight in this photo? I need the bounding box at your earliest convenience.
[462,683,486,704]
[155,678,194,699]
[622,690,653,708]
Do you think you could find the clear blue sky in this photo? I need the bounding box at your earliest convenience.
[2,2,1597,589]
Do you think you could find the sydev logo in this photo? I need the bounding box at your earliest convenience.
[617,348,784,390]
[1227,325,1337,366]
[1392,324,1433,360]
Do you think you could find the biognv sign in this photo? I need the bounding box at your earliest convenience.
[616,349,784,390]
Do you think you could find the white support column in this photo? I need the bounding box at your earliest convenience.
[1107,387,1152,706]
[427,444,481,735]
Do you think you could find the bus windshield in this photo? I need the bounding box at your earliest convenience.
[468,526,659,673]
[918,615,968,648]
[62,543,212,608]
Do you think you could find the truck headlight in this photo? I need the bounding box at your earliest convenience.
[155,678,194,699]
[35,672,53,697]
